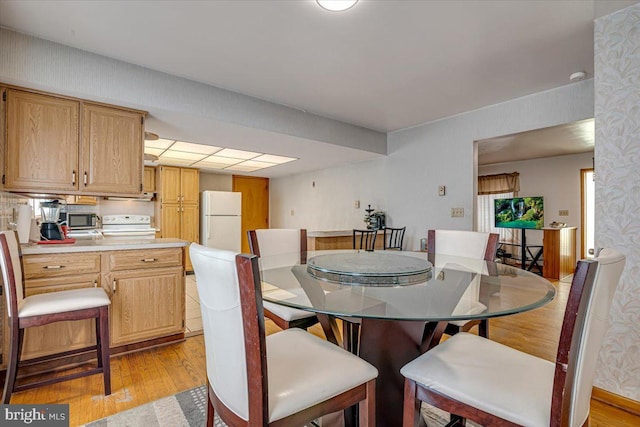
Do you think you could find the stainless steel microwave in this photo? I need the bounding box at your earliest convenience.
[60,213,98,229]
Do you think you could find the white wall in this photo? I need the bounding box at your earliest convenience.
[479,152,594,250]
[199,172,232,192]
[272,81,594,252]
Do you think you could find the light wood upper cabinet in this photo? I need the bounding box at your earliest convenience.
[2,85,146,196]
[158,166,181,203]
[181,168,200,204]
[5,89,79,192]
[143,166,156,193]
[156,166,199,272]
[81,103,144,195]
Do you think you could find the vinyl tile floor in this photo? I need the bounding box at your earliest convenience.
[185,274,203,336]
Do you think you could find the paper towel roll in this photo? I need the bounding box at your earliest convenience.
[16,205,33,244]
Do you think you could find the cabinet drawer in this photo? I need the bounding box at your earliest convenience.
[23,253,101,279]
[25,273,101,292]
[107,248,182,271]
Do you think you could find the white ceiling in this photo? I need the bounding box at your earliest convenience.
[0,0,635,173]
[477,118,594,166]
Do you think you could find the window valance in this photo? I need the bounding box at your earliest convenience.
[478,172,520,195]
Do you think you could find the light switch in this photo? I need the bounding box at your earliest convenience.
[451,207,464,217]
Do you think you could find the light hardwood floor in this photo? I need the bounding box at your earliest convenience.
[8,278,639,426]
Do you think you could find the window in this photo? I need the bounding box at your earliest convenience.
[477,172,520,244]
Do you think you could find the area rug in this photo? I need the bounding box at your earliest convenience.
[82,384,480,426]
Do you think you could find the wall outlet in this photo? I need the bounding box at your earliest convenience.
[559,209,569,216]
[355,200,360,209]
[438,185,446,196]
[451,207,464,217]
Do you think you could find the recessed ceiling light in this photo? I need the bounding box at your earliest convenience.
[145,138,175,150]
[252,154,297,164]
[171,141,221,155]
[199,155,244,166]
[143,134,297,172]
[214,148,261,160]
[160,150,208,161]
[316,0,358,12]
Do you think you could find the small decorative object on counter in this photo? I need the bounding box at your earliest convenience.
[364,205,386,230]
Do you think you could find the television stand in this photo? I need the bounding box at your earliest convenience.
[498,229,543,275]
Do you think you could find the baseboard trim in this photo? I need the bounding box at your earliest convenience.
[592,387,640,417]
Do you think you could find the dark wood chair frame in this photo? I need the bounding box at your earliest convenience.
[0,232,111,404]
[403,258,599,427]
[353,229,377,252]
[427,229,499,338]
[206,253,376,427]
[247,229,339,345]
[384,226,406,250]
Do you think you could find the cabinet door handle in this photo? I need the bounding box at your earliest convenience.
[112,279,117,294]
[72,170,76,185]
[177,207,180,213]
[141,258,157,263]
[83,171,88,186]
[43,265,65,269]
[94,280,98,288]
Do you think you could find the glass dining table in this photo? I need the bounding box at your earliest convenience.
[259,250,556,427]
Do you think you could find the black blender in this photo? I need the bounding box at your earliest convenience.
[40,201,64,240]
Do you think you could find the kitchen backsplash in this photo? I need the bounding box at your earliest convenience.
[0,191,30,231]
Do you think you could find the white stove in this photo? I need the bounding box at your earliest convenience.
[101,214,156,239]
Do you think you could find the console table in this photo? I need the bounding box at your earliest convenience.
[542,227,577,280]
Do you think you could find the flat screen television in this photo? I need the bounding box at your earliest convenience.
[494,196,544,230]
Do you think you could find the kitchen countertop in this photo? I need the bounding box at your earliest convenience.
[21,238,189,255]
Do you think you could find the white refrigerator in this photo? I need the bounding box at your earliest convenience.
[200,191,242,252]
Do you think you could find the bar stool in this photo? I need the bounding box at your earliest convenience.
[0,230,111,403]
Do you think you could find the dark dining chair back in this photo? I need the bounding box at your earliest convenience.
[353,229,377,251]
[383,226,406,250]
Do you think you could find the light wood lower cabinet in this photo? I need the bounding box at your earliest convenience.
[12,247,185,362]
[105,247,185,347]
[107,266,184,346]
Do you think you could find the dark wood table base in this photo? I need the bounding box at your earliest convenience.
[357,318,446,427]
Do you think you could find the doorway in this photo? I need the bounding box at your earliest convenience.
[232,175,269,253]
[581,168,595,258]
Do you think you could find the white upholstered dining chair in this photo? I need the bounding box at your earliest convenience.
[189,243,378,426]
[427,229,499,337]
[0,230,111,403]
[247,229,320,331]
[401,248,625,427]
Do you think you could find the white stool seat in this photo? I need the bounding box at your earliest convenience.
[263,301,316,322]
[401,332,554,426]
[267,328,378,422]
[19,288,111,318]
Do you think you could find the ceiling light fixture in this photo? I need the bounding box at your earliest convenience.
[316,0,358,12]
[569,71,587,82]
[144,137,297,172]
